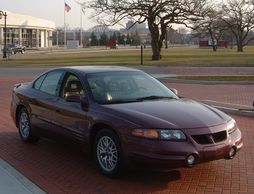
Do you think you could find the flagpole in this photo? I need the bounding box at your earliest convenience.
[64,1,66,48]
[80,5,83,48]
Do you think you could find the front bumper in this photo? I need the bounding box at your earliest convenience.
[124,127,243,170]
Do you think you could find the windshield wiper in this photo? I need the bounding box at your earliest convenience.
[105,99,141,104]
[136,95,177,101]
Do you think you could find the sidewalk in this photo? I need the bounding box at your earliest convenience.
[201,100,254,117]
[0,158,45,194]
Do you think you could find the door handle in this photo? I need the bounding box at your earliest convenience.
[28,98,36,103]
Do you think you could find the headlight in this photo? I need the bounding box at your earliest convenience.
[132,129,186,141]
[227,119,237,134]
[160,130,186,140]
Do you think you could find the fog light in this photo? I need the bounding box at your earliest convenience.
[228,147,236,159]
[186,155,195,167]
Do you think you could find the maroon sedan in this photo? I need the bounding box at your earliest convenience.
[11,66,243,177]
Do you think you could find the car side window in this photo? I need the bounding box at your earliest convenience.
[39,71,63,96]
[33,74,47,90]
[61,74,84,99]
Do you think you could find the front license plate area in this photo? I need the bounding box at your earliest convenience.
[203,144,228,160]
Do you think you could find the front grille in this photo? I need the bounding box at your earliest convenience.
[191,131,227,145]
[212,131,227,142]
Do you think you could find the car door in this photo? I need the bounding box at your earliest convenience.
[29,70,64,137]
[51,72,90,143]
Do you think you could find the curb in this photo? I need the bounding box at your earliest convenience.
[201,100,254,117]
[0,158,46,194]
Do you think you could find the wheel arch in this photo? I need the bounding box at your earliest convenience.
[89,123,122,152]
[15,104,27,127]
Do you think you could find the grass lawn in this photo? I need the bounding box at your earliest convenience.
[1,46,254,67]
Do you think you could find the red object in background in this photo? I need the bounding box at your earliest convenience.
[218,40,228,48]
[199,40,209,47]
[199,40,228,48]
[106,40,117,49]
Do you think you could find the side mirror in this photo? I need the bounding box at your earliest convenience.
[170,88,178,95]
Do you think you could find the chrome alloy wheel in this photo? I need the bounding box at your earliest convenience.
[19,112,30,139]
[97,136,118,172]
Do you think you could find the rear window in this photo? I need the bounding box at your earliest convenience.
[34,71,63,96]
[33,74,46,90]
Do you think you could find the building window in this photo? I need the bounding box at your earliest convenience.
[3,28,42,48]
[4,28,19,44]
[21,29,41,48]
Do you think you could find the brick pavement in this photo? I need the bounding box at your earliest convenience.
[0,76,254,194]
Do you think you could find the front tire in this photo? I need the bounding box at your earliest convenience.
[94,129,123,177]
[18,108,40,143]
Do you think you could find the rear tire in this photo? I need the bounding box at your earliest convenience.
[18,108,40,143]
[94,129,123,177]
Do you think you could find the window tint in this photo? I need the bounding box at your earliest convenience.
[33,74,46,90]
[40,71,63,96]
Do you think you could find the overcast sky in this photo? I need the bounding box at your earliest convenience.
[1,0,224,30]
[1,0,96,30]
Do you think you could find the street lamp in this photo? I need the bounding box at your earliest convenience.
[0,10,7,58]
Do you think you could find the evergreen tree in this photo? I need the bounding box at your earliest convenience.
[132,32,141,45]
[112,32,117,41]
[100,32,108,46]
[126,34,131,44]
[117,32,124,44]
[90,32,98,46]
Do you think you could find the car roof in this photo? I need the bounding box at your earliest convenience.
[56,66,142,75]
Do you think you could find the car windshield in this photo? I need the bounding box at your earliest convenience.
[86,71,178,104]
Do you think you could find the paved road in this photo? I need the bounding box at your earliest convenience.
[1,76,254,193]
[0,66,177,78]
[0,67,47,77]
[1,66,254,78]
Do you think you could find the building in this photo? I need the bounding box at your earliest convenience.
[123,20,148,33]
[120,20,151,44]
[0,10,55,49]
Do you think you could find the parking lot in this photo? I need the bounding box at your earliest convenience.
[0,75,254,194]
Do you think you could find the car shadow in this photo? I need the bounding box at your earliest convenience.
[0,131,183,193]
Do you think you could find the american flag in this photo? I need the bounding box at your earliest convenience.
[65,2,71,12]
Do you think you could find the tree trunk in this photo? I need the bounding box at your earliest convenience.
[237,44,243,52]
[209,29,217,52]
[151,43,161,60]
[150,30,161,60]
[212,46,217,51]
[148,19,162,60]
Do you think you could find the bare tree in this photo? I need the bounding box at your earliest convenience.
[192,8,227,51]
[221,0,254,52]
[89,0,209,60]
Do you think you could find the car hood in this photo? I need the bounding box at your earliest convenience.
[104,99,231,129]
